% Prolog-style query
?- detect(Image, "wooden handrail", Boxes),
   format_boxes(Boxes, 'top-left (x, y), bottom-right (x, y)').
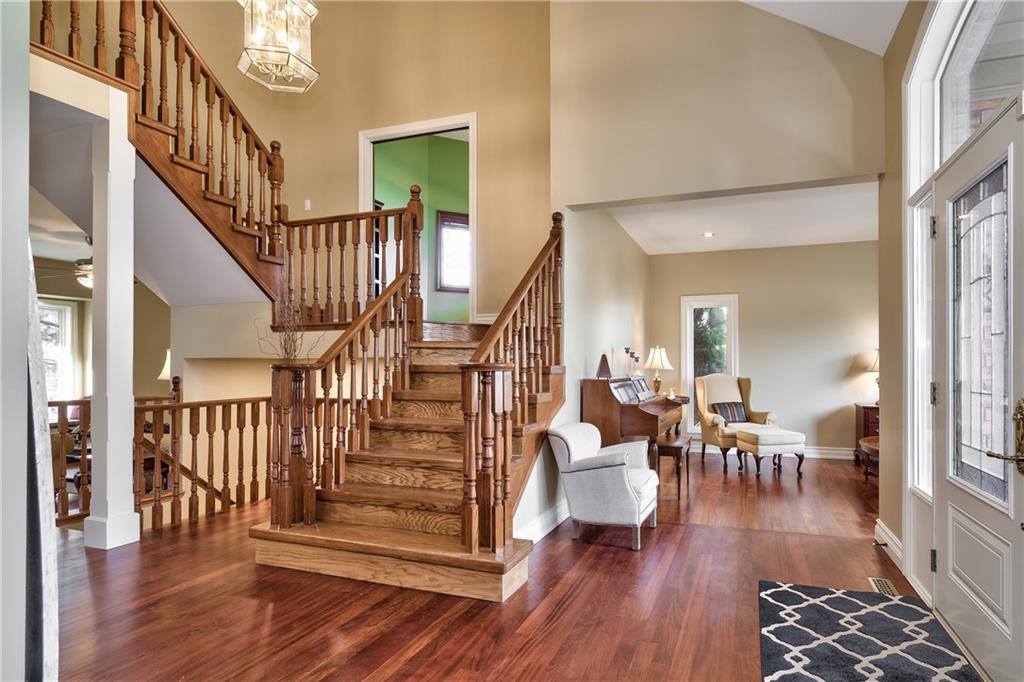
top-left (284, 207), bottom-right (407, 228)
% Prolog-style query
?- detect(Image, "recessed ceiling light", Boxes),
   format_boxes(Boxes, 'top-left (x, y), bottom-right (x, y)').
top-left (702, 232), bottom-right (715, 238)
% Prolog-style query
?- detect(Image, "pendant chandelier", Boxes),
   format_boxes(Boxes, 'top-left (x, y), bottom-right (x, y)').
top-left (237, 0), bottom-right (320, 94)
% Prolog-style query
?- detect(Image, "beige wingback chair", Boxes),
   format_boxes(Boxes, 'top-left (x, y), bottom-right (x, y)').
top-left (694, 374), bottom-right (776, 471)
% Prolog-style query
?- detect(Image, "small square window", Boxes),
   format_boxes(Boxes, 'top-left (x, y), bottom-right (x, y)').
top-left (436, 211), bottom-right (470, 293)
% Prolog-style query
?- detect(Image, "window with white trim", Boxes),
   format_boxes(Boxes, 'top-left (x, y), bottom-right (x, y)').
top-left (681, 294), bottom-right (739, 432)
top-left (38, 299), bottom-right (77, 401)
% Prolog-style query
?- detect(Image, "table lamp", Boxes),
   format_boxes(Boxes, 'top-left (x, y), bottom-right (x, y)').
top-left (643, 346), bottom-right (673, 394)
top-left (868, 350), bottom-right (879, 404)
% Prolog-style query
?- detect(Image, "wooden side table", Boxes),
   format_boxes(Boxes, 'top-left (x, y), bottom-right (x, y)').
top-left (654, 433), bottom-right (692, 499)
top-left (858, 436), bottom-right (879, 483)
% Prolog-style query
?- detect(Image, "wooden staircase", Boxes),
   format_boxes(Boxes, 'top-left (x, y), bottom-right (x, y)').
top-left (251, 312), bottom-right (566, 601)
top-left (30, 0), bottom-right (565, 601)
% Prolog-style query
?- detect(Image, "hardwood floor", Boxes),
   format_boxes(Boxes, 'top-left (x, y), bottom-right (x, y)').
top-left (58, 458), bottom-right (907, 680)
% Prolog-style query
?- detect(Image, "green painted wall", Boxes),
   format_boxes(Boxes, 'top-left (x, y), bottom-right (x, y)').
top-left (374, 134), bottom-right (470, 322)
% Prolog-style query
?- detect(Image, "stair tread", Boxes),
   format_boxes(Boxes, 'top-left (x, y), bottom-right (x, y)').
top-left (392, 389), bottom-right (461, 402)
top-left (348, 448), bottom-right (462, 469)
top-left (319, 481), bottom-right (461, 511)
top-left (372, 416), bottom-right (462, 433)
top-left (528, 391), bottom-right (553, 404)
top-left (409, 363), bottom-right (461, 373)
top-left (250, 520), bottom-right (531, 573)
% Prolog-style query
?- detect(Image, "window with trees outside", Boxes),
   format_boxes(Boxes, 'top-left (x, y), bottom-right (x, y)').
top-left (681, 294), bottom-right (739, 431)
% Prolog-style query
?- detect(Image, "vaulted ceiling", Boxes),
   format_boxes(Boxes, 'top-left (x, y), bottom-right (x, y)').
top-left (742, 0), bottom-right (908, 55)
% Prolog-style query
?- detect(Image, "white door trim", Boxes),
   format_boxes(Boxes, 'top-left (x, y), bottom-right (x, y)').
top-left (357, 113), bottom-right (480, 323)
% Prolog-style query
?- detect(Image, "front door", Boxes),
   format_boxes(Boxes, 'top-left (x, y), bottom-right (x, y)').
top-left (932, 97), bottom-right (1023, 681)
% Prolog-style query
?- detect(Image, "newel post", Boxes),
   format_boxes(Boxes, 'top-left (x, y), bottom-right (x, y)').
top-left (171, 375), bottom-right (181, 402)
top-left (268, 140), bottom-right (285, 258)
top-left (550, 212), bottom-right (564, 365)
top-left (406, 185), bottom-right (424, 341)
top-left (460, 366), bottom-right (480, 553)
top-left (115, 0), bottom-right (139, 85)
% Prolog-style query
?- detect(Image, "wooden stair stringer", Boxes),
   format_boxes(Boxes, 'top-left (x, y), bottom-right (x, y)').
top-left (132, 122), bottom-right (282, 302)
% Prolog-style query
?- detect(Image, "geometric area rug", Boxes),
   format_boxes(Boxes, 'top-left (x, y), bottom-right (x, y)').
top-left (759, 581), bottom-right (983, 681)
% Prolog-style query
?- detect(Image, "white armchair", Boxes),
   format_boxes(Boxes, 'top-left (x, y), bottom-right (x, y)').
top-left (547, 423), bottom-right (659, 550)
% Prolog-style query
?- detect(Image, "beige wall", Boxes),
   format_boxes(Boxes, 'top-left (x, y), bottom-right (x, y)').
top-left (647, 242), bottom-right (879, 450)
top-left (167, 1), bottom-right (551, 317)
top-left (33, 257), bottom-right (170, 397)
top-left (878, 2), bottom-right (928, 540)
top-left (551, 1), bottom-right (884, 207)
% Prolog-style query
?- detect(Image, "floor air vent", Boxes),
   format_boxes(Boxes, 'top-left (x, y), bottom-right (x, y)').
top-left (868, 577), bottom-right (898, 596)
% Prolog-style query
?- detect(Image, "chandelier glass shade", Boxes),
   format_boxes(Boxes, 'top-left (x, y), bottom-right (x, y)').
top-left (237, 0), bottom-right (320, 93)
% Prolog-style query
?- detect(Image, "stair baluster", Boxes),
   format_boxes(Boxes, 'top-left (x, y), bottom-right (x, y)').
top-left (188, 407), bottom-right (200, 520)
top-left (141, 2), bottom-right (153, 115)
top-left (235, 402), bottom-right (246, 506)
top-left (250, 400), bottom-right (261, 502)
top-left (68, 0), bottom-right (81, 61)
top-left (93, 0), bottom-right (105, 70)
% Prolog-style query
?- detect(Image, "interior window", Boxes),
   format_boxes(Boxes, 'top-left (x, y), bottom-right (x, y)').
top-left (39, 299), bottom-right (76, 401)
top-left (939, 0), bottom-right (1024, 161)
top-left (436, 211), bottom-right (470, 292)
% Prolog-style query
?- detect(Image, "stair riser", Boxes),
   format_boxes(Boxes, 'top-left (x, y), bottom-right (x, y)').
top-left (391, 399), bottom-right (463, 420)
top-left (317, 500), bottom-right (461, 536)
top-left (345, 462), bottom-right (461, 491)
top-left (422, 322), bottom-right (487, 342)
top-left (410, 372), bottom-right (462, 391)
top-left (411, 347), bottom-right (474, 364)
top-left (370, 428), bottom-right (463, 454)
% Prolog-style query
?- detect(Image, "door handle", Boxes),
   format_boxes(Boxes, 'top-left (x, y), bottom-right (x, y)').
top-left (985, 399), bottom-right (1024, 475)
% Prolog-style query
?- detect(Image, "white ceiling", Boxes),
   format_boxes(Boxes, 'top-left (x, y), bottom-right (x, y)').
top-left (608, 181), bottom-right (879, 255)
top-left (743, 1), bottom-right (908, 55)
top-left (29, 187), bottom-right (92, 262)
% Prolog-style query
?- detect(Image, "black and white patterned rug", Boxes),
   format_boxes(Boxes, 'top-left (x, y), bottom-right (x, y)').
top-left (759, 581), bottom-right (982, 681)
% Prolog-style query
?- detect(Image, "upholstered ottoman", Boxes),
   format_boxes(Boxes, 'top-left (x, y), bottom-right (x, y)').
top-left (736, 427), bottom-right (806, 476)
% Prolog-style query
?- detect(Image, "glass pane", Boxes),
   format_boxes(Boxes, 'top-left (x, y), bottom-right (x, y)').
top-left (39, 305), bottom-right (66, 400)
top-left (440, 223), bottom-right (470, 290)
top-left (951, 163), bottom-right (1010, 502)
top-left (692, 306), bottom-right (728, 379)
top-left (940, 1), bottom-right (1024, 161)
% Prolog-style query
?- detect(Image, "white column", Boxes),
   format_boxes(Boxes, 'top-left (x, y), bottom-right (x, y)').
top-left (0, 1), bottom-right (30, 676)
top-left (84, 88), bottom-right (139, 549)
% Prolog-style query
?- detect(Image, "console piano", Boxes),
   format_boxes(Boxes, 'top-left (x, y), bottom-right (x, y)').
top-left (581, 377), bottom-right (689, 449)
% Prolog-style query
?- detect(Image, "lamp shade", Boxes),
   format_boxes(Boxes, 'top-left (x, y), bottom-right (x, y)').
top-left (158, 349), bottom-right (172, 382)
top-left (868, 350), bottom-right (880, 373)
top-left (643, 346), bottom-right (673, 372)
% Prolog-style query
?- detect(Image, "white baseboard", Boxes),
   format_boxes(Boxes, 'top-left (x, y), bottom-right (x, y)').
top-left (473, 313), bottom-right (497, 325)
top-left (804, 446), bottom-right (855, 460)
top-left (515, 499), bottom-right (569, 543)
top-left (906, 573), bottom-right (933, 607)
top-left (874, 518), bottom-right (904, 566)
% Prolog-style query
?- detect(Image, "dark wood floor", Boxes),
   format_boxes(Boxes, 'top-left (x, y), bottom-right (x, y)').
top-left (58, 457), bottom-right (908, 680)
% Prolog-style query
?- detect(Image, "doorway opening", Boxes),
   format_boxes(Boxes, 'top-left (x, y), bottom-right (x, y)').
top-left (368, 125), bottom-right (472, 324)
